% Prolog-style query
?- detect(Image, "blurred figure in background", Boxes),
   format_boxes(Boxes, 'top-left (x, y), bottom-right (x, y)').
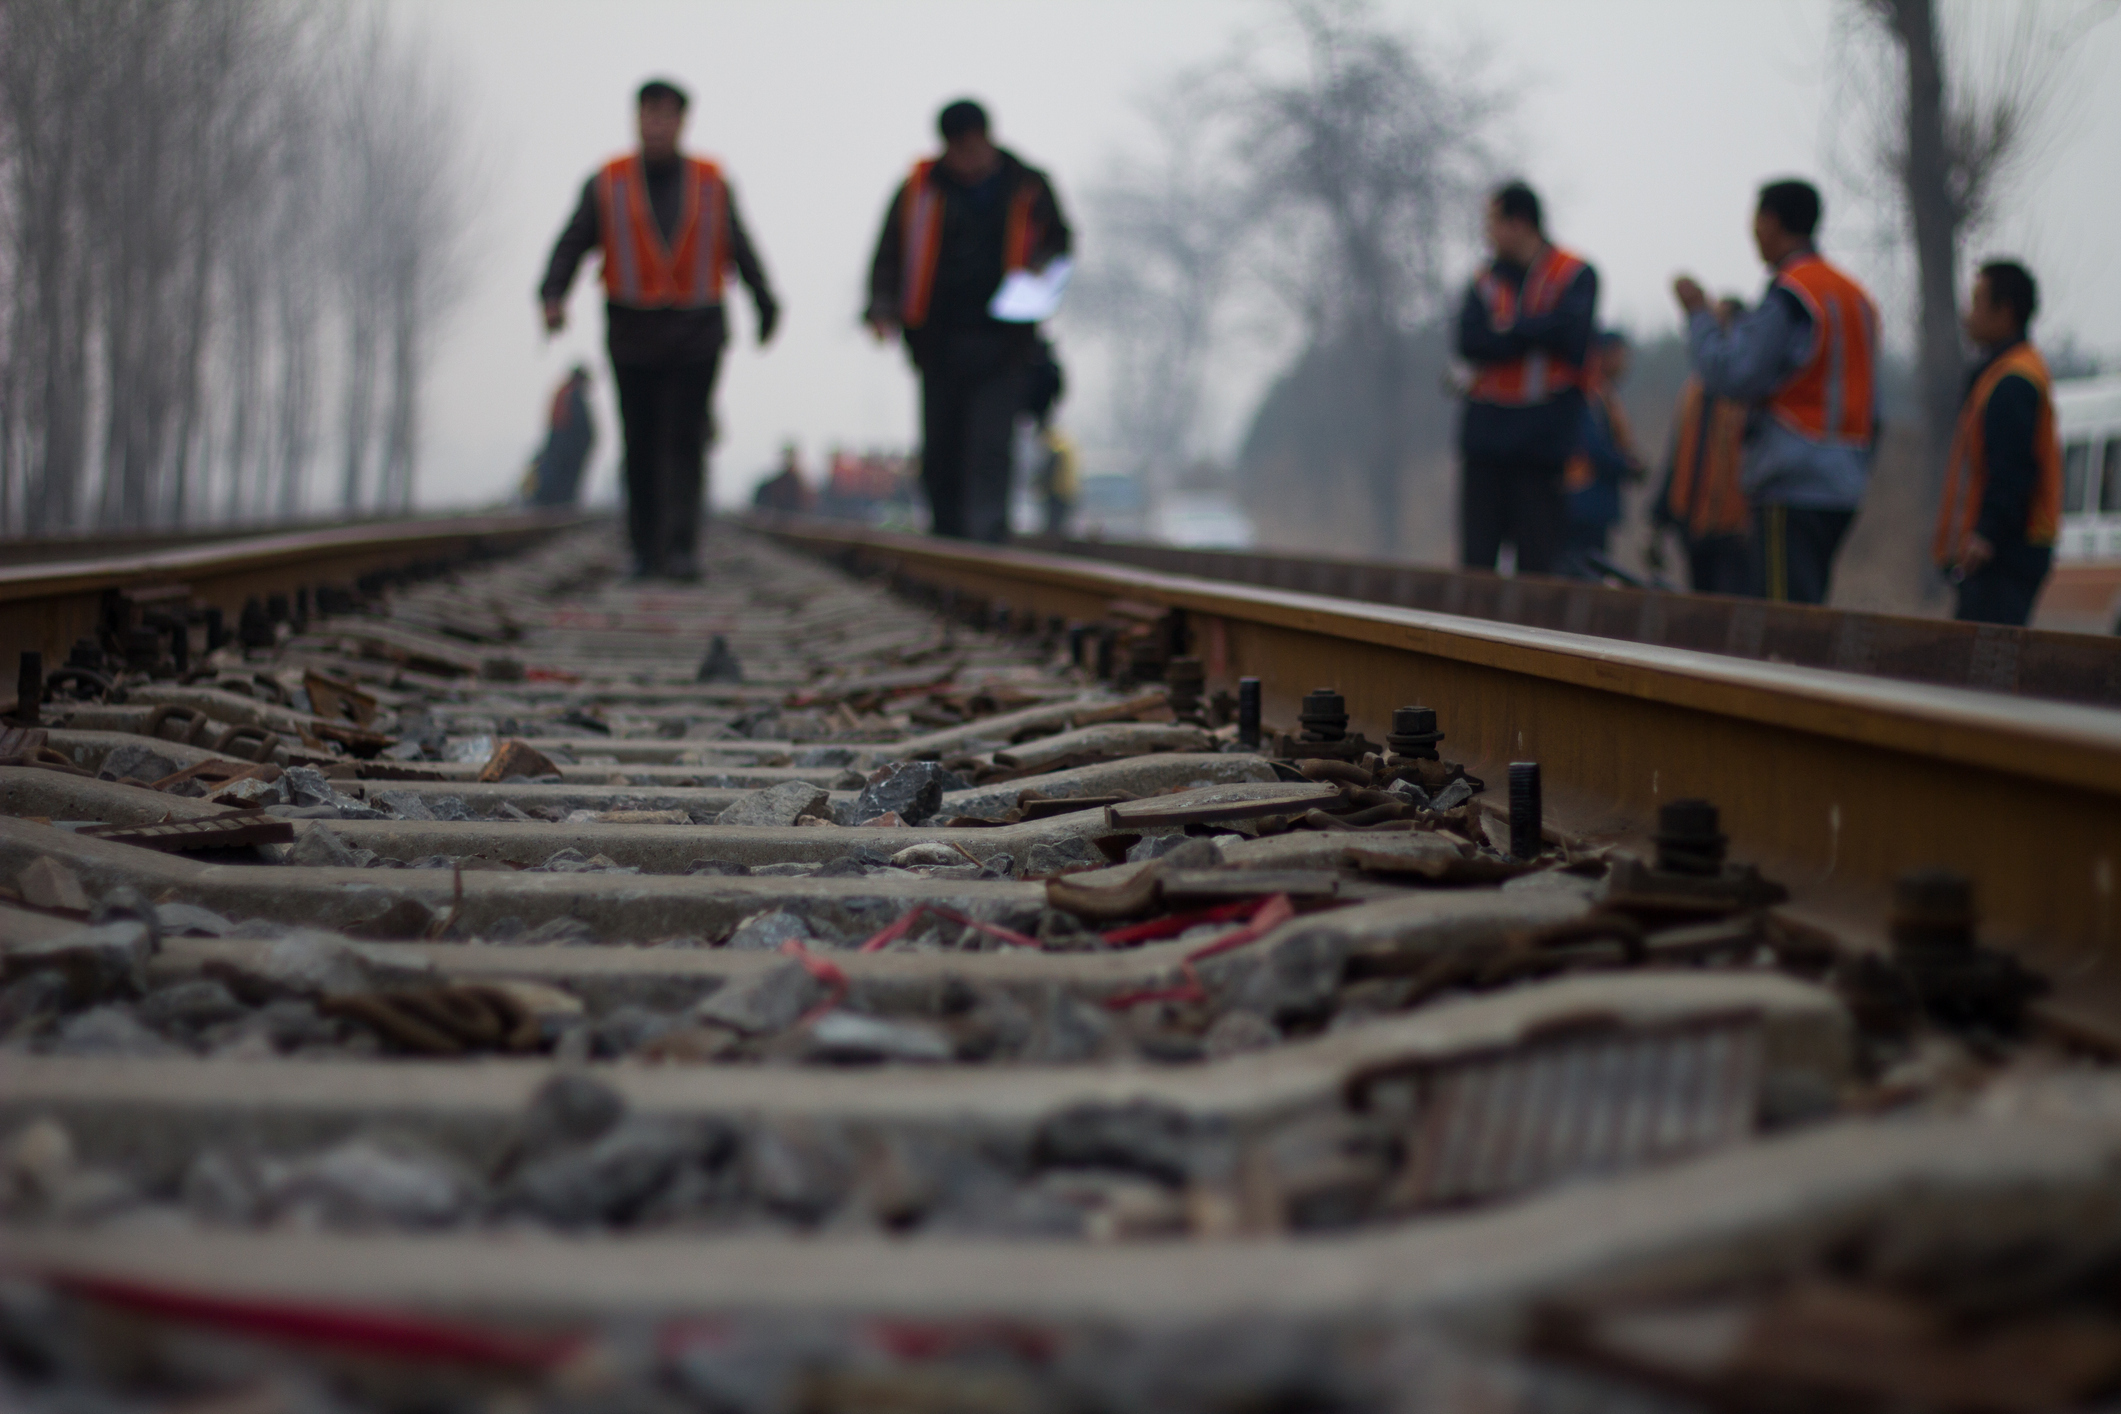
top-left (752, 442), bottom-right (814, 514)
top-left (1455, 180), bottom-right (1600, 577)
top-left (865, 99), bottom-right (1072, 542)
top-left (1652, 299), bottom-right (1753, 595)
top-left (818, 448), bottom-right (917, 525)
top-left (540, 78), bottom-right (781, 581)
top-left (1675, 179), bottom-right (1876, 605)
top-left (1558, 330), bottom-right (1643, 578)
top-left (1934, 260), bottom-right (2061, 626)
top-left (1034, 429), bottom-right (1079, 538)
top-left (527, 365), bottom-right (595, 507)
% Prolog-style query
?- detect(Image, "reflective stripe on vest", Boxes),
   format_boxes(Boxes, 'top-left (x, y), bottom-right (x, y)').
top-left (1666, 377), bottom-right (1751, 539)
top-left (898, 158), bottom-right (1041, 330)
top-left (1466, 246), bottom-right (1589, 406)
top-left (1932, 342), bottom-right (2063, 565)
top-left (597, 155), bottom-right (728, 309)
top-left (1766, 254), bottom-right (1876, 445)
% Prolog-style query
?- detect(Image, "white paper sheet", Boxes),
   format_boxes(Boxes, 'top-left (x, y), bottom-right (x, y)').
top-left (987, 256), bottom-right (1073, 323)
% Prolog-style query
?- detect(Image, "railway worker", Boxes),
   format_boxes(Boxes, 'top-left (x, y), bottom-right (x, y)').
top-left (864, 99), bottom-right (1073, 542)
top-left (527, 366), bottom-right (596, 508)
top-left (1674, 179), bottom-right (1877, 605)
top-left (1456, 180), bottom-right (1600, 577)
top-left (1653, 299), bottom-right (1754, 595)
top-left (753, 443), bottom-right (815, 515)
top-left (1558, 330), bottom-right (1645, 579)
top-left (1933, 260), bottom-right (2062, 626)
top-left (539, 78), bottom-right (781, 581)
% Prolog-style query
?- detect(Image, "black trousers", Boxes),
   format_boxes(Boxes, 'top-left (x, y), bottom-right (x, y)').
top-left (1555, 519), bottom-right (1610, 580)
top-left (612, 353), bottom-right (723, 571)
top-left (1954, 541), bottom-right (2052, 626)
top-left (1751, 504), bottom-right (1853, 604)
top-left (916, 328), bottom-right (1026, 542)
top-left (1461, 459), bottom-right (1567, 575)
top-left (1686, 533), bottom-right (1752, 596)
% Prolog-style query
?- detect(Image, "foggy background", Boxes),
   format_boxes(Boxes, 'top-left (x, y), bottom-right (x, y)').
top-left (2, 0), bottom-right (2114, 598)
top-left (410, 0), bottom-right (2120, 517)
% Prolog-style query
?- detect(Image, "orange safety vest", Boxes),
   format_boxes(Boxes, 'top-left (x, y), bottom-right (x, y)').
top-left (1467, 246), bottom-right (1590, 405)
top-left (897, 158), bottom-right (1042, 330)
top-left (1932, 342), bottom-right (2063, 565)
top-left (1665, 377), bottom-right (1751, 539)
top-left (596, 154), bottom-right (728, 309)
top-left (1765, 253), bottom-right (1876, 445)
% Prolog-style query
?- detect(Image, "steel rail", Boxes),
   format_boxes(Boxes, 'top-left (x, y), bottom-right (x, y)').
top-left (1014, 535), bottom-right (2121, 708)
top-left (762, 518), bottom-right (2121, 985)
top-left (0, 508), bottom-right (591, 675)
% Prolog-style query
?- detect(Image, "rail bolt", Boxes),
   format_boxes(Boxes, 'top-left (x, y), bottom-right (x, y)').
top-left (238, 597), bottom-right (274, 650)
top-left (1387, 705), bottom-right (1443, 761)
top-left (1165, 657), bottom-right (1206, 723)
top-left (1654, 798), bottom-right (1727, 875)
top-left (1890, 867), bottom-right (1976, 956)
top-left (1237, 678), bottom-right (1262, 750)
top-left (1126, 639), bottom-right (1165, 684)
top-left (1298, 688), bottom-right (1348, 743)
top-left (1508, 762), bottom-right (1543, 860)
top-left (15, 651), bottom-right (42, 725)
top-left (123, 627), bottom-right (164, 675)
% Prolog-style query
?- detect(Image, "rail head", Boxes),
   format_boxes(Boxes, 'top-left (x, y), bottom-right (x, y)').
top-left (759, 519), bottom-right (2121, 800)
top-left (0, 509), bottom-right (594, 607)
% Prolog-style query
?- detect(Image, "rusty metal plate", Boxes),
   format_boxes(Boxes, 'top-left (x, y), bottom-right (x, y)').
top-left (77, 811), bottom-right (296, 852)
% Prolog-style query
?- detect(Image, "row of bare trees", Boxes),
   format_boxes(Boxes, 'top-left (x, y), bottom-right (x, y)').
top-left (0, 0), bottom-right (471, 535)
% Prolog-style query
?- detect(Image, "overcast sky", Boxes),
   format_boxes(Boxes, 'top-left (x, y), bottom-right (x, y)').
top-left (401, 0), bottom-right (2121, 511)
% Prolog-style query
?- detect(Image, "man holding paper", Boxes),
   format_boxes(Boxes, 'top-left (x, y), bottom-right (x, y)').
top-left (865, 99), bottom-right (1072, 541)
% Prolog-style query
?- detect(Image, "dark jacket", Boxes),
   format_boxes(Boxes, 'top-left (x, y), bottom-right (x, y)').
top-left (1966, 339), bottom-right (2045, 551)
top-left (532, 375), bottom-right (595, 506)
top-left (539, 155), bottom-right (777, 367)
top-left (1566, 389), bottom-right (1636, 529)
top-left (864, 148), bottom-right (1071, 360)
top-left (1455, 254), bottom-right (1598, 466)
top-left (1686, 257), bottom-right (1874, 509)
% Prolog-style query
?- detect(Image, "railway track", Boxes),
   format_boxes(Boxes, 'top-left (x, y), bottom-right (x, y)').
top-left (1018, 532), bottom-right (2121, 707)
top-left (2, 515), bottom-right (2120, 1412)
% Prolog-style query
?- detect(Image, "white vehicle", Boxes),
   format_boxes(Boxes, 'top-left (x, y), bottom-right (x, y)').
top-left (2040, 374), bottom-right (2121, 633)
top-left (1149, 492), bottom-right (1256, 549)
top-left (1072, 473), bottom-right (1149, 541)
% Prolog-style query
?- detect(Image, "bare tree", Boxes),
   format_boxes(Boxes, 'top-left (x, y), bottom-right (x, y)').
top-left (1074, 80), bottom-right (1248, 502)
top-left (1079, 0), bottom-right (1498, 553)
top-left (371, 36), bottom-right (473, 513)
top-left (1236, 1), bottom-right (1499, 553)
top-left (1844, 0), bottom-right (2102, 495)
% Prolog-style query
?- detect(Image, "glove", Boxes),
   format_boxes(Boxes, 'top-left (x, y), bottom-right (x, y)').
top-left (756, 297), bottom-right (780, 346)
